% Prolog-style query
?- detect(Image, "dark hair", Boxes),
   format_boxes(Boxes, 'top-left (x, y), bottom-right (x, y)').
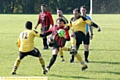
top-left (73, 8), bottom-right (80, 13)
top-left (57, 18), bottom-right (66, 24)
top-left (57, 8), bottom-right (62, 10)
top-left (80, 5), bottom-right (86, 9)
top-left (41, 4), bottom-right (46, 7)
top-left (25, 21), bottom-right (32, 30)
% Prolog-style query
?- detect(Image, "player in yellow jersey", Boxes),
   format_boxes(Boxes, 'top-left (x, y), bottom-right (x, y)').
top-left (11, 21), bottom-right (47, 75)
top-left (67, 8), bottom-right (101, 70)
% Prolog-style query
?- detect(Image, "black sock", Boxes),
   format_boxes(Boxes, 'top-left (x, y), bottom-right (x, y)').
top-left (47, 55), bottom-right (57, 69)
top-left (84, 51), bottom-right (89, 60)
top-left (71, 54), bottom-right (74, 60)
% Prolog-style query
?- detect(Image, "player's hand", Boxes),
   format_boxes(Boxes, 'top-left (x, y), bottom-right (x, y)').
top-left (98, 27), bottom-right (101, 32)
top-left (40, 33), bottom-right (46, 37)
top-left (90, 35), bottom-right (93, 40)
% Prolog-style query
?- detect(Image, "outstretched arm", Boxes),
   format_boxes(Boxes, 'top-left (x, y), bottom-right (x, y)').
top-left (82, 16), bottom-right (101, 32)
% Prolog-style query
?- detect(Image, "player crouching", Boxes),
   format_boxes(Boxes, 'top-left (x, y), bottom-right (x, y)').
top-left (11, 21), bottom-right (47, 75)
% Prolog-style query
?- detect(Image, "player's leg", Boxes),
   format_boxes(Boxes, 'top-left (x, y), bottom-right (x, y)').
top-left (41, 27), bottom-right (49, 50)
top-left (11, 52), bottom-right (26, 75)
top-left (70, 32), bottom-right (88, 70)
top-left (30, 47), bottom-right (46, 74)
top-left (46, 48), bottom-right (59, 72)
top-left (74, 52), bottom-right (88, 71)
top-left (46, 41), bottom-right (59, 73)
top-left (59, 47), bottom-right (70, 61)
top-left (59, 48), bottom-right (65, 61)
top-left (70, 54), bottom-right (74, 63)
top-left (70, 32), bottom-right (77, 53)
top-left (83, 33), bottom-right (90, 62)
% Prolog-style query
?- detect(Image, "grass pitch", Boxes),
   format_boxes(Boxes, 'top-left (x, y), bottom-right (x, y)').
top-left (0, 14), bottom-right (120, 80)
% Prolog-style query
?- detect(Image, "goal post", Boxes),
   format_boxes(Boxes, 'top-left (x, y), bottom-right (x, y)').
top-left (89, 0), bottom-right (93, 19)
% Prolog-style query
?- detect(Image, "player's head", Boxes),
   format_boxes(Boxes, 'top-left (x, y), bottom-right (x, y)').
top-left (41, 4), bottom-right (47, 12)
top-left (57, 18), bottom-right (65, 27)
top-left (73, 8), bottom-right (80, 18)
top-left (80, 5), bottom-right (87, 16)
top-left (25, 21), bottom-right (32, 30)
top-left (57, 8), bottom-right (63, 17)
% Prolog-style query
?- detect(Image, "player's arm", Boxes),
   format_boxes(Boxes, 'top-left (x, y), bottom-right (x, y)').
top-left (65, 17), bottom-right (74, 29)
top-left (89, 25), bottom-right (93, 39)
top-left (48, 12), bottom-right (54, 26)
top-left (35, 14), bottom-right (41, 29)
top-left (39, 27), bottom-right (53, 37)
top-left (82, 16), bottom-right (101, 32)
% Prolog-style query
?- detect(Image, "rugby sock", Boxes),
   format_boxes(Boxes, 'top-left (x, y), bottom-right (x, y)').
top-left (84, 51), bottom-right (89, 60)
top-left (59, 49), bottom-right (64, 60)
top-left (74, 53), bottom-right (86, 67)
top-left (71, 37), bottom-right (76, 49)
top-left (61, 47), bottom-right (70, 51)
top-left (47, 55), bottom-right (57, 69)
top-left (71, 54), bottom-right (74, 60)
top-left (12, 57), bottom-right (21, 72)
top-left (39, 56), bottom-right (45, 70)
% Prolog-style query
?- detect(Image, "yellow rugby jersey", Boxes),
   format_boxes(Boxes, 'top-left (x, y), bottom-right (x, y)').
top-left (18, 29), bottom-right (41, 52)
top-left (69, 16), bottom-right (92, 35)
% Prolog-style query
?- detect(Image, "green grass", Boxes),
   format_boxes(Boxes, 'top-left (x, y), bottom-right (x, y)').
top-left (0, 14), bottom-right (120, 80)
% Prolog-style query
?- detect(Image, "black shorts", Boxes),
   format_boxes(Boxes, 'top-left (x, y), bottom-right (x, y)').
top-left (19, 47), bottom-right (41, 59)
top-left (83, 33), bottom-right (90, 45)
top-left (47, 36), bottom-right (66, 50)
top-left (41, 26), bottom-right (50, 33)
top-left (75, 31), bottom-right (85, 49)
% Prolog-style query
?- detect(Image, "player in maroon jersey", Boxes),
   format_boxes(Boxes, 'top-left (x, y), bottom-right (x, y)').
top-left (35, 4), bottom-right (54, 50)
top-left (40, 18), bottom-right (70, 73)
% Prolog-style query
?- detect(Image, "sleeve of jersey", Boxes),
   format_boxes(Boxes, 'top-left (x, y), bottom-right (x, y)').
top-left (48, 12), bottom-right (54, 26)
top-left (85, 19), bottom-right (92, 25)
top-left (17, 38), bottom-right (20, 47)
top-left (33, 30), bottom-right (41, 37)
top-left (45, 27), bottom-right (52, 36)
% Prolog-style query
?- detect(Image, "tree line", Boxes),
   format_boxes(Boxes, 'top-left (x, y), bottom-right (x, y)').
top-left (0, 0), bottom-right (120, 14)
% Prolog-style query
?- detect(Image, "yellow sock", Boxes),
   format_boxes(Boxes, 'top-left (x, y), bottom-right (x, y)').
top-left (74, 53), bottom-right (86, 67)
top-left (71, 36), bottom-right (76, 49)
top-left (12, 57), bottom-right (21, 72)
top-left (59, 48), bottom-right (64, 60)
top-left (39, 56), bottom-right (45, 70)
top-left (61, 47), bottom-right (69, 51)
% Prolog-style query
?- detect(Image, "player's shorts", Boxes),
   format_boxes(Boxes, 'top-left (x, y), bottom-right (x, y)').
top-left (74, 31), bottom-right (85, 49)
top-left (47, 36), bottom-right (66, 50)
top-left (19, 47), bottom-right (41, 59)
top-left (41, 26), bottom-right (50, 33)
top-left (83, 33), bottom-right (90, 45)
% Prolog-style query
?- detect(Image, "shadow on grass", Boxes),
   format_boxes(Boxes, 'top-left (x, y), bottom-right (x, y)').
top-left (90, 60), bottom-right (120, 65)
top-left (78, 48), bottom-right (120, 52)
top-left (48, 74), bottom-right (91, 79)
top-left (89, 49), bottom-right (120, 51)
top-left (88, 71), bottom-right (120, 75)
